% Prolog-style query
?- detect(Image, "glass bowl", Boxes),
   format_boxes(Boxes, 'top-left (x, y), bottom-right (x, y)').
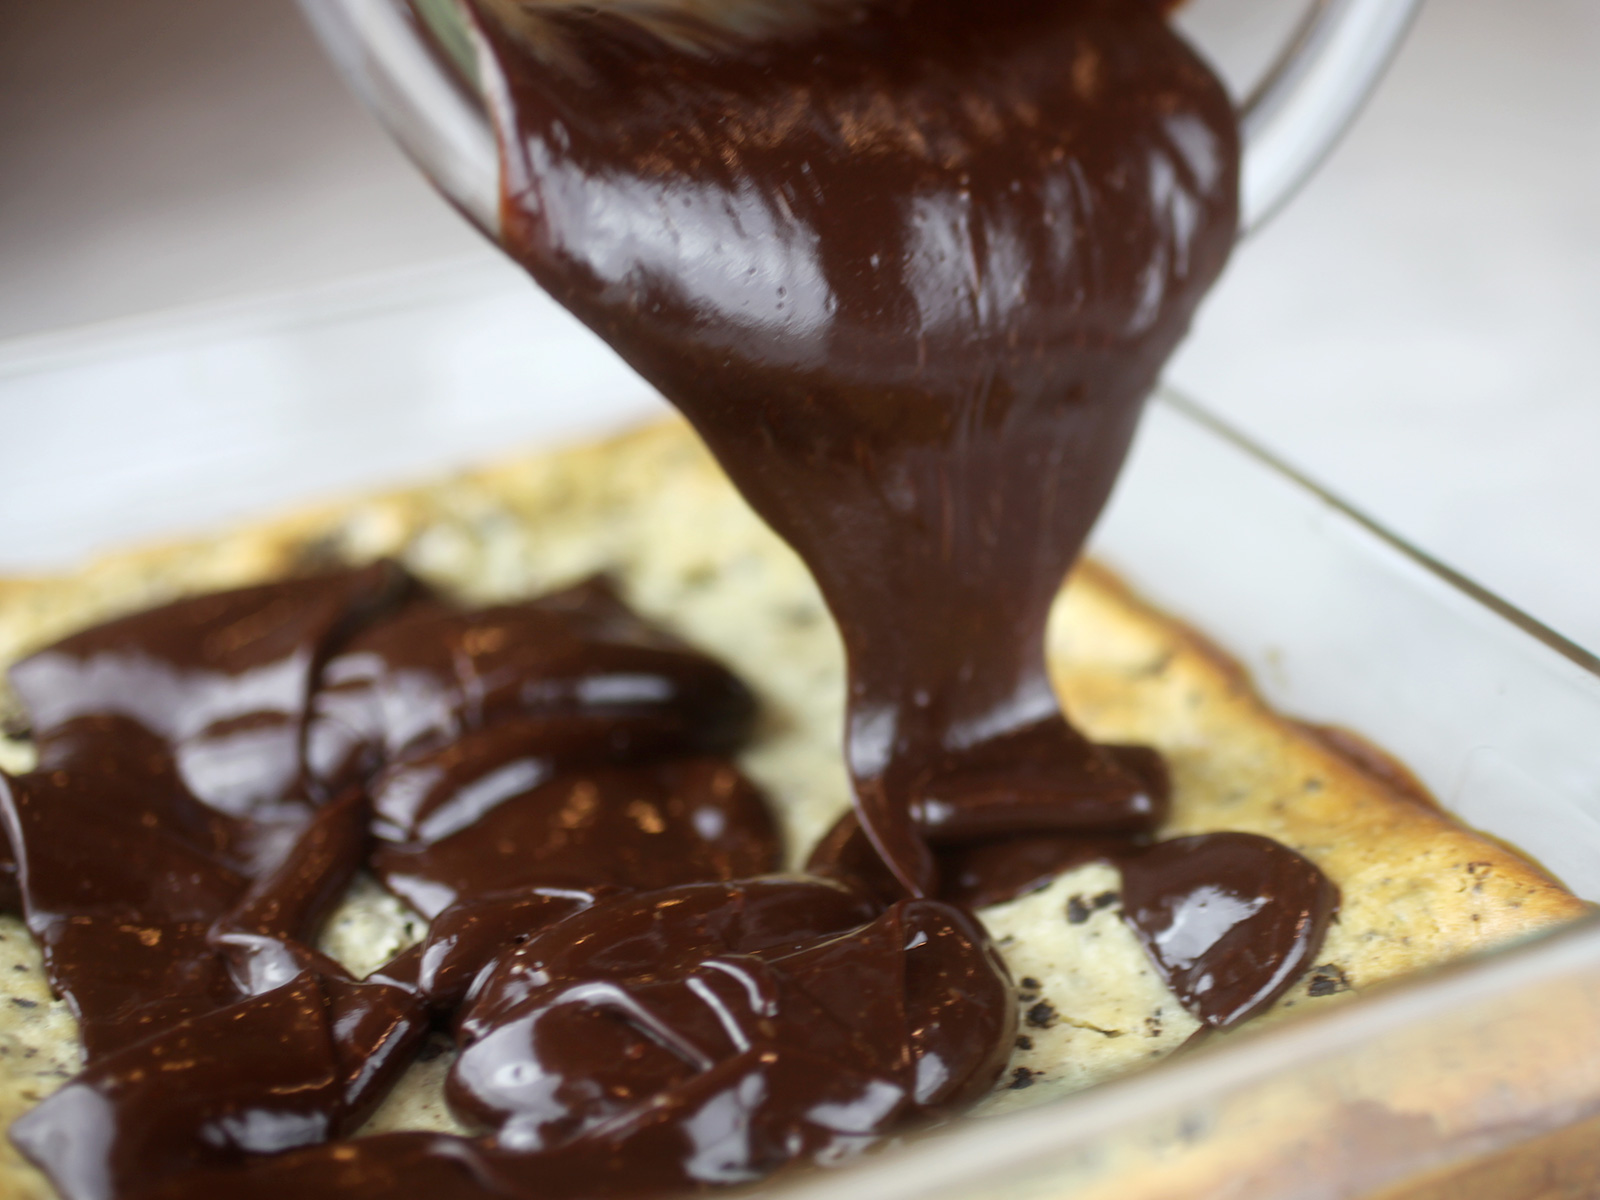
top-left (296, 0), bottom-right (1424, 239)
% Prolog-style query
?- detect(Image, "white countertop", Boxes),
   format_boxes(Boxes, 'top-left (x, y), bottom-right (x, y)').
top-left (2, 0), bottom-right (1597, 653)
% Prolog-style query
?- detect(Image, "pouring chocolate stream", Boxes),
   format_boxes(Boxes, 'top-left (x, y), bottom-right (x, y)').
top-left (469, 0), bottom-right (1240, 895)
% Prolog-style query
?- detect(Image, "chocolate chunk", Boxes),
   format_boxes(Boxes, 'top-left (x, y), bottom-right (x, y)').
top-left (1307, 964), bottom-right (1353, 997)
top-left (1067, 889), bottom-right (1121, 923)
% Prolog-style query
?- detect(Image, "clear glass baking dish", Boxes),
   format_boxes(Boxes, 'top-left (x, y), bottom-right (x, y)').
top-left (3, 268), bottom-right (1600, 1198)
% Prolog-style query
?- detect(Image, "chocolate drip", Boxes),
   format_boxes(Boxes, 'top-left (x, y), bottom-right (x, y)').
top-left (807, 739), bottom-right (1168, 908)
top-left (0, 568), bottom-right (422, 1060)
top-left (448, 878), bottom-right (1010, 1138)
top-left (1, 723), bottom-right (249, 1057)
top-left (0, 845), bottom-right (17, 915)
top-left (311, 579), bottom-right (783, 918)
top-left (416, 886), bottom-right (614, 1010)
top-left (0, 567), bottom-right (776, 1054)
top-left (209, 789), bottom-right (371, 996)
top-left (471, 0), bottom-right (1239, 894)
top-left (941, 835), bottom-right (1128, 911)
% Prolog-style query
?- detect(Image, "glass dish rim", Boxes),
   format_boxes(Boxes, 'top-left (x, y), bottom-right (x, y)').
top-left (1150, 388), bottom-right (1600, 685)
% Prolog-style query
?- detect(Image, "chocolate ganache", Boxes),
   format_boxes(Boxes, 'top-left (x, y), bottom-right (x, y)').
top-left (1, 566), bottom-right (1025, 1200)
top-left (0, 0), bottom-right (1344, 1196)
top-left (469, 0), bottom-right (1239, 895)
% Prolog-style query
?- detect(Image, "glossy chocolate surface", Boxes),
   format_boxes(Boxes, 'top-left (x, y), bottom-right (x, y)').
top-left (448, 878), bottom-right (1011, 1144)
top-left (12, 562), bottom-right (410, 819)
top-left (371, 756), bottom-right (778, 918)
top-left (809, 801), bottom-right (1340, 1026)
top-left (3, 565), bottom-right (1020, 1200)
top-left (126, 879), bottom-right (1011, 1200)
top-left (1119, 832), bottom-right (1340, 1028)
top-left (473, 0), bottom-right (1239, 895)
top-left (306, 577), bottom-right (756, 793)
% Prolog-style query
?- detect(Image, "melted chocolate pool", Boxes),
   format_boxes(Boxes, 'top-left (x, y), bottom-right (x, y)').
top-left (0, 567), bottom-right (1023, 1200)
